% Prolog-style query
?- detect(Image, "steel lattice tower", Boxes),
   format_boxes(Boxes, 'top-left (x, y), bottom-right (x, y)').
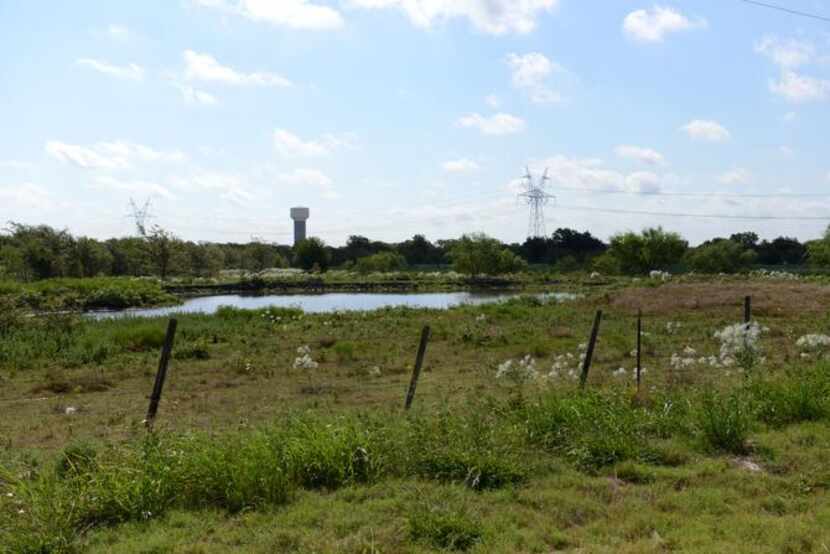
top-left (518, 167), bottom-right (554, 239)
top-left (128, 198), bottom-right (153, 237)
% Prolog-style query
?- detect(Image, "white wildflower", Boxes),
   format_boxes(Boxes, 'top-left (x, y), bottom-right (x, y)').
top-left (796, 334), bottom-right (830, 352)
top-left (497, 355), bottom-right (539, 384)
top-left (649, 270), bottom-right (671, 281)
top-left (293, 352), bottom-right (319, 370)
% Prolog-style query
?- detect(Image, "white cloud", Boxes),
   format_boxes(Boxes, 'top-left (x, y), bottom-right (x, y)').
top-left (169, 172), bottom-right (253, 205)
top-left (718, 168), bottom-right (752, 186)
top-left (615, 145), bottom-right (665, 166)
top-left (624, 171), bottom-right (662, 193)
top-left (0, 160), bottom-right (33, 170)
top-left (443, 159), bottom-right (480, 173)
top-left (274, 129), bottom-right (329, 157)
top-left (278, 168), bottom-right (338, 199)
top-left (622, 6), bottom-right (706, 43)
top-left (457, 113), bottom-right (526, 135)
top-left (769, 71), bottom-right (830, 103)
top-left (779, 145), bottom-right (795, 158)
top-left (273, 129), bottom-right (355, 157)
top-left (107, 24), bottom-right (130, 40)
top-left (91, 176), bottom-right (175, 200)
top-left (783, 111), bottom-right (797, 123)
top-left (46, 141), bottom-right (186, 170)
top-left (194, 0), bottom-right (344, 30)
top-left (174, 83), bottom-right (219, 106)
top-left (680, 120), bottom-right (731, 142)
top-left (756, 36), bottom-right (814, 69)
top-left (0, 183), bottom-right (51, 210)
top-left (76, 58), bottom-right (144, 81)
top-left (348, 0), bottom-right (558, 35)
top-left (485, 94), bottom-right (500, 108)
top-left (183, 50), bottom-right (292, 87)
top-left (506, 52), bottom-right (562, 104)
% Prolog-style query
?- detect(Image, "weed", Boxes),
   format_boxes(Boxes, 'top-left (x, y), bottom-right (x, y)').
top-left (334, 342), bottom-right (357, 363)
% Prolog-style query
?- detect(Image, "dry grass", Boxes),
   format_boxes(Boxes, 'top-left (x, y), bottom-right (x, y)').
top-left (611, 281), bottom-right (830, 317)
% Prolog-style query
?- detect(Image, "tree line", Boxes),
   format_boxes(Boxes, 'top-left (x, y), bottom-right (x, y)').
top-left (0, 222), bottom-right (826, 281)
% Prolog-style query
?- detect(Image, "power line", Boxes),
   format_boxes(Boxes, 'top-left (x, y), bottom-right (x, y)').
top-left (736, 0), bottom-right (830, 23)
top-left (556, 204), bottom-right (830, 221)
top-left (552, 186), bottom-right (830, 199)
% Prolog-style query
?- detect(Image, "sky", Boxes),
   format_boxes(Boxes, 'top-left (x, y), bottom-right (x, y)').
top-left (1, 0), bottom-right (830, 247)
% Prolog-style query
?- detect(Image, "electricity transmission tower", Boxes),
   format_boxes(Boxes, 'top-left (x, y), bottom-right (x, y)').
top-left (518, 167), bottom-right (554, 239)
top-left (128, 198), bottom-right (153, 237)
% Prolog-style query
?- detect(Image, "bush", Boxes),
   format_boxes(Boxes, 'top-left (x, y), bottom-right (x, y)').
top-left (686, 240), bottom-right (757, 274)
top-left (449, 234), bottom-right (527, 277)
top-left (112, 324), bottom-right (167, 352)
top-left (355, 251), bottom-right (408, 273)
top-left (607, 227), bottom-right (687, 275)
top-left (293, 238), bottom-right (330, 271)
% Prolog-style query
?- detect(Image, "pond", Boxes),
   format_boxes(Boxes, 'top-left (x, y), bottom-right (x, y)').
top-left (89, 291), bottom-right (580, 319)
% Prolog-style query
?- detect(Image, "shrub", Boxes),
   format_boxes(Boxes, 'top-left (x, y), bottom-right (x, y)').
top-left (606, 227), bottom-right (688, 275)
top-left (686, 240), bottom-right (757, 274)
top-left (355, 251), bottom-right (408, 273)
top-left (449, 234), bottom-right (527, 277)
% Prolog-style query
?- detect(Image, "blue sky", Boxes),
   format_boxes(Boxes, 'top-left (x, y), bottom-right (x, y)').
top-left (1, 0), bottom-right (829, 246)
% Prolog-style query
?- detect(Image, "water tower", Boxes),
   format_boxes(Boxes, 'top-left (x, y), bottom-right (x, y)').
top-left (290, 207), bottom-right (309, 245)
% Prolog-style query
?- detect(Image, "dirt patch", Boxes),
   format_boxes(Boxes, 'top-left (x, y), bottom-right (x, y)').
top-left (610, 282), bottom-right (830, 317)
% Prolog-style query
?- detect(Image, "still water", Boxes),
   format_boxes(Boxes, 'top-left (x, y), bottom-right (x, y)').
top-left (90, 291), bottom-right (578, 319)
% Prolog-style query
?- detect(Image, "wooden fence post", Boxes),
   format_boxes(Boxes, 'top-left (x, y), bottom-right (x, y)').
top-left (580, 311), bottom-right (603, 389)
top-left (404, 326), bottom-right (431, 411)
top-left (744, 296), bottom-right (751, 324)
top-left (145, 318), bottom-right (178, 429)
top-left (636, 309), bottom-right (642, 392)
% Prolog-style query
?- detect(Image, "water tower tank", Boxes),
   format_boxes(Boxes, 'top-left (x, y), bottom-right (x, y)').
top-left (290, 207), bottom-right (310, 245)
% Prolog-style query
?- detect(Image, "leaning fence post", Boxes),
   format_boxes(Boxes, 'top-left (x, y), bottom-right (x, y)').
top-left (636, 309), bottom-right (642, 392)
top-left (145, 318), bottom-right (178, 429)
top-left (404, 326), bottom-right (431, 411)
top-left (580, 310), bottom-right (603, 389)
top-left (744, 296), bottom-right (752, 324)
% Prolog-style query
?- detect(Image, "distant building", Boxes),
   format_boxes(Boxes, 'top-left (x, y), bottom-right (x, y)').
top-left (290, 207), bottom-right (310, 245)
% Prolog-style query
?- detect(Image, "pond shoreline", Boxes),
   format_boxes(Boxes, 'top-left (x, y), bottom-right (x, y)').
top-left (161, 276), bottom-right (546, 296)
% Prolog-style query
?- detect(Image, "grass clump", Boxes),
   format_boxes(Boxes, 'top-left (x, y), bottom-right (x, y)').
top-left (696, 389), bottom-right (754, 455)
top-left (408, 504), bottom-right (483, 551)
top-left (752, 368), bottom-right (830, 428)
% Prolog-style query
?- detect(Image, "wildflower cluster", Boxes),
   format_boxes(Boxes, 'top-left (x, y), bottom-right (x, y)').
top-left (649, 270), bottom-right (671, 282)
top-left (670, 346), bottom-right (723, 370)
top-left (714, 321), bottom-right (765, 370)
top-left (752, 268), bottom-right (799, 281)
top-left (796, 334), bottom-right (830, 356)
top-left (293, 345), bottom-right (319, 370)
top-left (496, 355), bottom-right (539, 384)
top-left (549, 343), bottom-right (589, 381)
top-left (665, 321), bottom-right (682, 335)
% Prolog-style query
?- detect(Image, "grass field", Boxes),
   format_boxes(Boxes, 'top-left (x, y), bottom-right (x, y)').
top-left (2, 274), bottom-right (830, 552)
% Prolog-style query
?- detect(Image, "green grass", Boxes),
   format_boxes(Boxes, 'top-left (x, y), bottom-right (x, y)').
top-left (3, 368), bottom-right (830, 552)
top-left (0, 277), bottom-right (179, 312)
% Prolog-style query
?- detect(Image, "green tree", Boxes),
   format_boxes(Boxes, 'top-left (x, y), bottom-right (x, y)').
top-left (686, 240), bottom-right (757, 274)
top-left (75, 237), bottom-right (114, 277)
top-left (355, 251), bottom-right (408, 273)
top-left (607, 227), bottom-right (688, 275)
top-left (449, 233), bottom-right (527, 277)
top-left (188, 243), bottom-right (226, 277)
top-left (145, 226), bottom-right (183, 280)
top-left (808, 226), bottom-right (830, 268)
top-left (293, 237), bottom-right (330, 271)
